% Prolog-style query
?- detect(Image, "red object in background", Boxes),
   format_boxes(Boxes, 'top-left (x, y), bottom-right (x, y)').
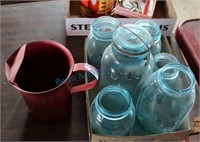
top-left (80, 0), bottom-right (115, 17)
top-left (175, 19), bottom-right (200, 83)
top-left (89, 0), bottom-right (99, 11)
top-left (143, 0), bottom-right (150, 15)
top-left (81, 0), bottom-right (89, 7)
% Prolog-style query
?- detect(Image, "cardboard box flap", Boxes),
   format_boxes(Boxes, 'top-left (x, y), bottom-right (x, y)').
top-left (65, 0), bottom-right (70, 18)
top-left (161, 0), bottom-right (177, 19)
top-left (192, 116), bottom-right (200, 133)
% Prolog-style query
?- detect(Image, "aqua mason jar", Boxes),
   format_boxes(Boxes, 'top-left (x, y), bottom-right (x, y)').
top-left (135, 20), bottom-right (162, 56)
top-left (100, 24), bottom-right (154, 104)
top-left (136, 63), bottom-right (196, 134)
top-left (87, 16), bottom-right (120, 69)
top-left (153, 53), bottom-right (180, 72)
top-left (153, 53), bottom-right (180, 86)
top-left (89, 85), bottom-right (135, 136)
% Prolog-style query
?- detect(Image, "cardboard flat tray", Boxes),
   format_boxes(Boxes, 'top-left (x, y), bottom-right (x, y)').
top-left (84, 36), bottom-right (199, 141)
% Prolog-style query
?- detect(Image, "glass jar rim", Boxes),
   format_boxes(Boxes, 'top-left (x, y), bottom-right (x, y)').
top-left (92, 16), bottom-right (120, 41)
top-left (154, 53), bottom-right (180, 71)
top-left (158, 63), bottom-right (195, 96)
top-left (135, 20), bottom-right (161, 42)
top-left (112, 24), bottom-right (153, 56)
top-left (96, 85), bottom-right (133, 119)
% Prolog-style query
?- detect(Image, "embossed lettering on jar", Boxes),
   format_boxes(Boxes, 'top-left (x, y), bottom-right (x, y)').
top-left (100, 24), bottom-right (154, 103)
top-left (87, 16), bottom-right (120, 69)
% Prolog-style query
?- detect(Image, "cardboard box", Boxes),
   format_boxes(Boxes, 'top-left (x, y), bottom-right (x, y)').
top-left (84, 36), bottom-right (194, 141)
top-left (65, 0), bottom-right (177, 36)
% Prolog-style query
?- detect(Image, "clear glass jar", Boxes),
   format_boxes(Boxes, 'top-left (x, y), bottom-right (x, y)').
top-left (136, 63), bottom-right (196, 134)
top-left (100, 24), bottom-right (154, 103)
top-left (89, 85), bottom-right (135, 136)
top-left (135, 20), bottom-right (162, 56)
top-left (87, 16), bottom-right (120, 69)
top-left (153, 53), bottom-right (180, 72)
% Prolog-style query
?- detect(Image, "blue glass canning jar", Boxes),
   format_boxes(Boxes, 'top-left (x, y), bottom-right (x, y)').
top-left (87, 16), bottom-right (120, 69)
top-left (136, 63), bottom-right (196, 134)
top-left (153, 53), bottom-right (180, 86)
top-left (153, 53), bottom-right (180, 72)
top-left (89, 85), bottom-right (135, 136)
top-left (100, 24), bottom-right (154, 103)
top-left (135, 20), bottom-right (162, 56)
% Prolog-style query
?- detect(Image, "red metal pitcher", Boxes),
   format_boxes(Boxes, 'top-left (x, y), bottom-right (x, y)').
top-left (5, 40), bottom-right (98, 123)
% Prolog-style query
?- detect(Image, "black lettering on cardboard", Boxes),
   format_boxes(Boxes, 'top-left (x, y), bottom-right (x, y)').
top-left (71, 24), bottom-right (77, 30)
top-left (77, 24), bottom-right (84, 30)
top-left (85, 24), bottom-right (90, 30)
top-left (160, 25), bottom-right (170, 31)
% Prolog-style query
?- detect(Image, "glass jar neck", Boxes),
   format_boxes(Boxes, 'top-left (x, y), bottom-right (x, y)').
top-left (111, 42), bottom-right (150, 61)
top-left (157, 63), bottom-right (195, 97)
top-left (95, 86), bottom-right (132, 119)
top-left (154, 53), bottom-right (180, 71)
top-left (111, 24), bottom-right (153, 60)
top-left (146, 26), bottom-right (161, 43)
top-left (91, 16), bottom-right (120, 41)
top-left (135, 20), bottom-right (161, 43)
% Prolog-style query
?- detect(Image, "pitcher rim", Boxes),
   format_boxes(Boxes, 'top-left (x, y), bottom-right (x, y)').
top-left (6, 40), bottom-right (75, 95)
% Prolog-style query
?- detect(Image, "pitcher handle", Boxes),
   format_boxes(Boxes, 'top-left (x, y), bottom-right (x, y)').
top-left (70, 63), bottom-right (99, 94)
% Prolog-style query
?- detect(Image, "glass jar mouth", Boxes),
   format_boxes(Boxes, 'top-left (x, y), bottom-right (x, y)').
top-left (145, 27), bottom-right (161, 42)
top-left (135, 20), bottom-right (161, 42)
top-left (92, 16), bottom-right (120, 41)
top-left (112, 24), bottom-right (153, 56)
top-left (158, 63), bottom-right (195, 96)
top-left (96, 85), bottom-right (132, 118)
top-left (154, 53), bottom-right (180, 71)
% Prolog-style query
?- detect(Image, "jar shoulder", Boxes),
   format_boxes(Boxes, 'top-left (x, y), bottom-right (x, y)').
top-left (101, 46), bottom-right (154, 70)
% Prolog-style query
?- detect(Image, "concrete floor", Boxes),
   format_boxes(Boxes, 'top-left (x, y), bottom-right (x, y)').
top-left (171, 0), bottom-right (200, 31)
